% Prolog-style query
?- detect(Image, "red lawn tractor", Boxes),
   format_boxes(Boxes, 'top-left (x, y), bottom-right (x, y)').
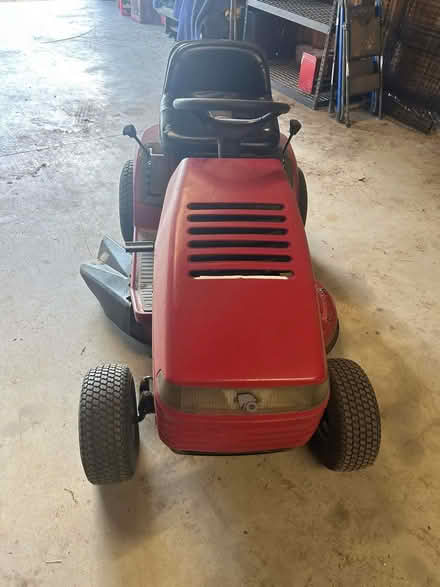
top-left (79, 41), bottom-right (380, 484)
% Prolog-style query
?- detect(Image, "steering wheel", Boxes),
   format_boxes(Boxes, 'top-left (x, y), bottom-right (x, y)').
top-left (173, 98), bottom-right (290, 157)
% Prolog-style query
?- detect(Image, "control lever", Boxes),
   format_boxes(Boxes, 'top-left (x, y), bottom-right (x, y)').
top-left (122, 124), bottom-right (150, 156)
top-left (282, 119), bottom-right (302, 159)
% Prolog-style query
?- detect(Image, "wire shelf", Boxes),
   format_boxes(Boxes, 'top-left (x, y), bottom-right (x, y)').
top-left (248, 0), bottom-right (333, 33)
top-left (269, 61), bottom-right (329, 107)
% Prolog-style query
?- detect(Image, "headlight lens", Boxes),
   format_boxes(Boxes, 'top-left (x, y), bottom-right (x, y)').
top-left (157, 372), bottom-right (329, 414)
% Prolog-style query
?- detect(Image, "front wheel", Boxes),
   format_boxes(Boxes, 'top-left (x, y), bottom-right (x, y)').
top-left (310, 359), bottom-right (381, 471)
top-left (79, 364), bottom-right (139, 484)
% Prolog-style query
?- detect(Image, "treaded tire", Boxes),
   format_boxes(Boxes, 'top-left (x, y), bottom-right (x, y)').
top-left (119, 160), bottom-right (134, 243)
top-left (310, 359), bottom-right (381, 471)
top-left (325, 320), bottom-right (340, 354)
top-left (285, 161), bottom-right (308, 225)
top-left (79, 364), bottom-right (139, 485)
top-left (297, 168), bottom-right (308, 225)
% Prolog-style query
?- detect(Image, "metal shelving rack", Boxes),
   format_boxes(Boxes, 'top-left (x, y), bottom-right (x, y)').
top-left (247, 0), bottom-right (338, 108)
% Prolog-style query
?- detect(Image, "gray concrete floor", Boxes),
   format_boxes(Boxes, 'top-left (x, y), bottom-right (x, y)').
top-left (1, 1), bottom-right (440, 586)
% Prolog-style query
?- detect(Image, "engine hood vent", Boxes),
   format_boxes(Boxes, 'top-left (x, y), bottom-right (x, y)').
top-left (187, 202), bottom-right (294, 279)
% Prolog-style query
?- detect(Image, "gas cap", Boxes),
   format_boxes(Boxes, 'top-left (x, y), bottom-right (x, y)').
top-left (237, 393), bottom-right (257, 412)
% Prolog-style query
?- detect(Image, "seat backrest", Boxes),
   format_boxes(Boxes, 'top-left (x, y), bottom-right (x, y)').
top-left (160, 41), bottom-right (280, 158)
top-left (163, 40), bottom-right (273, 99)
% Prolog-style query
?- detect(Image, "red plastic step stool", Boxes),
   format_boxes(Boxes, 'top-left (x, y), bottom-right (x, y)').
top-left (298, 50), bottom-right (323, 94)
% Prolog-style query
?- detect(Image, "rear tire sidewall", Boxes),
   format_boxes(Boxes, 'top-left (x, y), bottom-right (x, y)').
top-left (297, 168), bottom-right (308, 226)
top-left (285, 159), bottom-right (308, 225)
top-left (119, 160), bottom-right (134, 242)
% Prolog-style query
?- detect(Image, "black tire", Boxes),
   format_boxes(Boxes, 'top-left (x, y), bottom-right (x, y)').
top-left (297, 168), bottom-right (308, 225)
top-left (79, 364), bottom-right (139, 484)
top-left (119, 160), bottom-right (134, 243)
top-left (326, 320), bottom-right (340, 354)
top-left (310, 359), bottom-right (381, 471)
top-left (285, 161), bottom-right (308, 225)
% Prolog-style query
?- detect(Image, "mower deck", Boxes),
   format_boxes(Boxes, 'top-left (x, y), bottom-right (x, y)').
top-left (80, 236), bottom-right (152, 343)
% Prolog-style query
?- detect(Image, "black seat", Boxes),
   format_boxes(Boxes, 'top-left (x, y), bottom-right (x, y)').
top-left (160, 41), bottom-right (281, 158)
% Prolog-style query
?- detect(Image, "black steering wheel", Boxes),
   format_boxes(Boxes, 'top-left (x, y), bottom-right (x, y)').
top-left (173, 98), bottom-right (290, 117)
top-left (173, 98), bottom-right (290, 157)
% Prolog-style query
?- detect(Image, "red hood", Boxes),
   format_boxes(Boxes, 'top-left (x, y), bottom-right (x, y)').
top-left (153, 158), bottom-right (326, 388)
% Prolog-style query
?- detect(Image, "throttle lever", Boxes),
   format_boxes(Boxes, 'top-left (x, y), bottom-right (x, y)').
top-left (122, 124), bottom-right (150, 156)
top-left (282, 119), bottom-right (302, 159)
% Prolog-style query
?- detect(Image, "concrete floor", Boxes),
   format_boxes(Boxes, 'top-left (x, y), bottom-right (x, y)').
top-left (1, 1), bottom-right (440, 585)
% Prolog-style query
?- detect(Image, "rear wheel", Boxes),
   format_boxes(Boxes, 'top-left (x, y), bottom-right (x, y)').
top-left (297, 168), bottom-right (308, 226)
top-left (326, 320), bottom-right (340, 354)
top-left (79, 364), bottom-right (139, 484)
top-left (119, 160), bottom-right (134, 242)
top-left (285, 160), bottom-right (308, 225)
top-left (310, 359), bottom-right (381, 471)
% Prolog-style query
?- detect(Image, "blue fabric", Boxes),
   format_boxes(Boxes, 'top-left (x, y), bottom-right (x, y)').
top-left (173, 0), bottom-right (183, 19)
top-left (175, 0), bottom-right (194, 41)
top-left (192, 0), bottom-right (205, 39)
top-left (174, 0), bottom-right (229, 41)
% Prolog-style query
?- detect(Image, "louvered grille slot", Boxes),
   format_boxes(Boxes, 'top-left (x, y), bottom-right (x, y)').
top-left (189, 227), bottom-right (288, 235)
top-left (188, 214), bottom-right (286, 223)
top-left (189, 240), bottom-right (289, 249)
top-left (189, 214), bottom-right (286, 222)
top-left (190, 254), bottom-right (292, 263)
top-left (188, 202), bottom-right (284, 210)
